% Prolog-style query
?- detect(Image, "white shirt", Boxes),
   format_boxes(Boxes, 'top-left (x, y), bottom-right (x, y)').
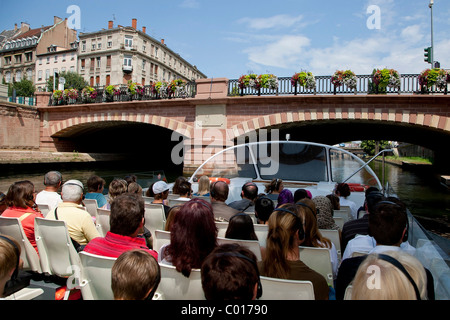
top-left (318, 240), bottom-right (339, 279)
top-left (339, 197), bottom-right (359, 220)
top-left (35, 190), bottom-right (62, 211)
top-left (342, 234), bottom-right (416, 261)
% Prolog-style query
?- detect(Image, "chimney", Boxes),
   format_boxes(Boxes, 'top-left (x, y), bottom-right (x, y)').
top-left (142, 26), bottom-right (146, 33)
top-left (54, 16), bottom-right (62, 25)
top-left (161, 39), bottom-right (165, 45)
top-left (108, 20), bottom-right (113, 29)
top-left (14, 23), bottom-right (17, 32)
top-left (132, 18), bottom-right (137, 29)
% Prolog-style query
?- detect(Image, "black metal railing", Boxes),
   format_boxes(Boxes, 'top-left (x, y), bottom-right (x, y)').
top-left (228, 74), bottom-right (448, 96)
top-left (48, 81), bottom-right (197, 106)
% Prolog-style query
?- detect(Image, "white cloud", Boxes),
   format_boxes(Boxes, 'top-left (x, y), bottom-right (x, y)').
top-left (237, 14), bottom-right (304, 30)
top-left (243, 35), bottom-right (311, 69)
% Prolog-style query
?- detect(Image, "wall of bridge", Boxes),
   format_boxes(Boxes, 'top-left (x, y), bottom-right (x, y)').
top-left (1, 78), bottom-right (449, 173)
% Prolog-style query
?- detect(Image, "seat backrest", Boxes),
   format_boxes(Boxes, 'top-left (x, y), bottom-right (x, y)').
top-left (253, 224), bottom-right (269, 248)
top-left (36, 203), bottom-right (50, 218)
top-left (157, 263), bottom-right (204, 300)
top-left (334, 207), bottom-right (352, 222)
top-left (215, 221), bottom-right (228, 238)
top-left (0, 216), bottom-right (42, 273)
top-left (319, 229), bottom-right (341, 260)
top-left (79, 251), bottom-right (116, 300)
top-left (168, 199), bottom-right (189, 207)
top-left (96, 208), bottom-right (111, 237)
top-left (144, 204), bottom-right (166, 236)
top-left (192, 195), bottom-right (211, 203)
top-left (142, 196), bottom-right (154, 203)
top-left (154, 230), bottom-right (171, 253)
top-left (259, 276), bottom-right (314, 300)
top-left (332, 216), bottom-right (345, 230)
top-left (83, 199), bottom-right (98, 220)
top-left (299, 246), bottom-right (334, 287)
top-left (344, 284), bottom-right (353, 300)
top-left (34, 217), bottom-right (81, 277)
top-left (217, 237), bottom-right (262, 261)
top-left (245, 212), bottom-right (257, 223)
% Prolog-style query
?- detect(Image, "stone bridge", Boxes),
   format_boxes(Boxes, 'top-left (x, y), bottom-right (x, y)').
top-left (1, 78), bottom-right (449, 174)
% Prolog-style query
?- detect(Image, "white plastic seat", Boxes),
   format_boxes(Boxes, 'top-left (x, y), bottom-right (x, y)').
top-left (332, 216), bottom-right (345, 230)
top-left (192, 195), bottom-right (211, 203)
top-left (34, 217), bottom-right (81, 278)
top-left (83, 199), bottom-right (98, 220)
top-left (36, 203), bottom-right (50, 217)
top-left (253, 224), bottom-right (269, 248)
top-left (96, 208), bottom-right (111, 237)
top-left (298, 246), bottom-right (334, 288)
top-left (0, 216), bottom-right (42, 273)
top-left (157, 263), bottom-right (204, 300)
top-left (142, 196), bottom-right (154, 203)
top-left (344, 285), bottom-right (353, 300)
top-left (319, 229), bottom-right (341, 260)
top-left (78, 251), bottom-right (116, 300)
top-left (154, 229), bottom-right (171, 253)
top-left (217, 237), bottom-right (262, 261)
top-left (168, 199), bottom-right (190, 207)
top-left (215, 221), bottom-right (228, 238)
top-left (144, 203), bottom-right (166, 236)
top-left (334, 206), bottom-right (353, 222)
top-left (4, 287), bottom-right (44, 300)
top-left (259, 276), bottom-right (314, 300)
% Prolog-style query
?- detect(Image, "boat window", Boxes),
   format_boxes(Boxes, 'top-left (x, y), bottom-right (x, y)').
top-left (330, 149), bottom-right (379, 187)
top-left (258, 143), bottom-right (328, 182)
top-left (191, 145), bottom-right (257, 181)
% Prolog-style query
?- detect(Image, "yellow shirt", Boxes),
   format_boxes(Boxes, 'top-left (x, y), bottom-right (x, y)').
top-left (47, 202), bottom-right (100, 245)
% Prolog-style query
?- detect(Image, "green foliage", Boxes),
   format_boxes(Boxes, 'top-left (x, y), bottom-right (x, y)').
top-left (12, 78), bottom-right (35, 96)
top-left (47, 71), bottom-right (87, 92)
top-left (361, 140), bottom-right (390, 156)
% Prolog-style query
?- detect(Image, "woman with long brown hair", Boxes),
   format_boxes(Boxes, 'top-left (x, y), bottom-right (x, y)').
top-left (258, 203), bottom-right (329, 300)
top-left (2, 180), bottom-right (44, 253)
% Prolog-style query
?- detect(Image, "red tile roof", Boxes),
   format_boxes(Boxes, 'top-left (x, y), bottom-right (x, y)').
top-left (12, 26), bottom-right (52, 40)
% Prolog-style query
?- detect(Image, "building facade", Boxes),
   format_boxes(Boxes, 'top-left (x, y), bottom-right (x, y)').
top-left (78, 19), bottom-right (206, 87)
top-left (0, 17), bottom-right (77, 88)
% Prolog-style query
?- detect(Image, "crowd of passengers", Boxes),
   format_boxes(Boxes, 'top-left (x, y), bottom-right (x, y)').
top-left (0, 171), bottom-right (435, 300)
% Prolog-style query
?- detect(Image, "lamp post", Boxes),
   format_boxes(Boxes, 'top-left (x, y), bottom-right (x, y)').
top-left (429, 0), bottom-right (434, 68)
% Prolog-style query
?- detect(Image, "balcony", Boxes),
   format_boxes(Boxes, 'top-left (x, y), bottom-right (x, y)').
top-left (123, 65), bottom-right (133, 73)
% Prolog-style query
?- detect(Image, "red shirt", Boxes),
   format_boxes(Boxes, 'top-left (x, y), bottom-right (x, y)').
top-left (2, 206), bottom-right (44, 254)
top-left (83, 231), bottom-right (158, 260)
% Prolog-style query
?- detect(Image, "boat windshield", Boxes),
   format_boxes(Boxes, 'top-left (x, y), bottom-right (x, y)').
top-left (190, 141), bottom-right (380, 188)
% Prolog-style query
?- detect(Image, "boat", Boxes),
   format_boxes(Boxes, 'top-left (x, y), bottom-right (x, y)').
top-left (188, 140), bottom-right (450, 300)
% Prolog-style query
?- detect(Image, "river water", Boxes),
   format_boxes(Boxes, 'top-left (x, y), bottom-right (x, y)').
top-left (1, 160), bottom-right (449, 237)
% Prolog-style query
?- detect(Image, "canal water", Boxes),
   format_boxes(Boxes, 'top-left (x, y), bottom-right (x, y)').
top-left (1, 160), bottom-right (449, 238)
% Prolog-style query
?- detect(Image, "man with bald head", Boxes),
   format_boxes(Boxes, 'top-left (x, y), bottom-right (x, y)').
top-left (210, 180), bottom-right (239, 222)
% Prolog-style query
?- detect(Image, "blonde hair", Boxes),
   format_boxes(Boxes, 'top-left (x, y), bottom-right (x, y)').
top-left (351, 250), bottom-right (428, 300)
top-left (197, 175), bottom-right (210, 196)
top-left (297, 198), bottom-right (332, 249)
top-left (262, 203), bottom-right (303, 279)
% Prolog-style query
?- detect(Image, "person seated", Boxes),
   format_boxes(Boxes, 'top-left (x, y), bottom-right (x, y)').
top-left (102, 179), bottom-right (128, 210)
top-left (228, 182), bottom-right (258, 212)
top-left (258, 203), bottom-right (329, 300)
top-left (312, 195), bottom-right (340, 231)
top-left (173, 181), bottom-right (192, 202)
top-left (0, 235), bottom-right (21, 298)
top-left (276, 189), bottom-right (294, 208)
top-left (127, 182), bottom-right (142, 196)
top-left (46, 180), bottom-right (100, 248)
top-left (336, 201), bottom-right (434, 300)
top-left (201, 243), bottom-right (261, 300)
top-left (84, 175), bottom-right (107, 208)
top-left (254, 195), bottom-right (274, 224)
top-left (151, 181), bottom-right (170, 217)
top-left (2, 180), bottom-right (44, 253)
top-left (225, 213), bottom-right (264, 259)
top-left (193, 175), bottom-right (210, 197)
top-left (334, 183), bottom-right (358, 220)
top-left (264, 178), bottom-right (283, 200)
top-left (83, 193), bottom-right (158, 260)
top-left (350, 250), bottom-right (429, 300)
top-left (160, 199), bottom-right (217, 277)
top-left (210, 181), bottom-right (239, 222)
top-left (111, 249), bottom-right (161, 300)
top-left (35, 171), bottom-right (63, 210)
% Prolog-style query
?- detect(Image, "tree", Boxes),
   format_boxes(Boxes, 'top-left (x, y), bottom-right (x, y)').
top-left (12, 78), bottom-right (36, 97)
top-left (361, 140), bottom-right (390, 156)
top-left (46, 71), bottom-right (87, 92)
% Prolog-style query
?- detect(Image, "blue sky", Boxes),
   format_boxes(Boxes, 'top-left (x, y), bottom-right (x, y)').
top-left (1, 0), bottom-right (449, 79)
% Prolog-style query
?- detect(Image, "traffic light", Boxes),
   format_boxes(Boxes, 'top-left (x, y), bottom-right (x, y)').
top-left (424, 47), bottom-right (432, 63)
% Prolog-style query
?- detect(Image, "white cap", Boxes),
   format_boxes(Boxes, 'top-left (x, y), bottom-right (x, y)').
top-left (152, 181), bottom-right (169, 194)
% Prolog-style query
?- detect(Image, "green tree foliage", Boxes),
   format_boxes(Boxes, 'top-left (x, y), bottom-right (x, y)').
top-left (7, 78), bottom-right (36, 97)
top-left (361, 140), bottom-right (390, 155)
top-left (46, 71), bottom-right (87, 92)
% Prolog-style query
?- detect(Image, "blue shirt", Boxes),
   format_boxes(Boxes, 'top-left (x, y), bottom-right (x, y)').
top-left (85, 192), bottom-right (107, 208)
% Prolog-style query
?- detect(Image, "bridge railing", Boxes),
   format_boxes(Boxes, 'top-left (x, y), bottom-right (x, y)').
top-left (228, 74), bottom-right (448, 96)
top-left (48, 81), bottom-right (197, 106)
